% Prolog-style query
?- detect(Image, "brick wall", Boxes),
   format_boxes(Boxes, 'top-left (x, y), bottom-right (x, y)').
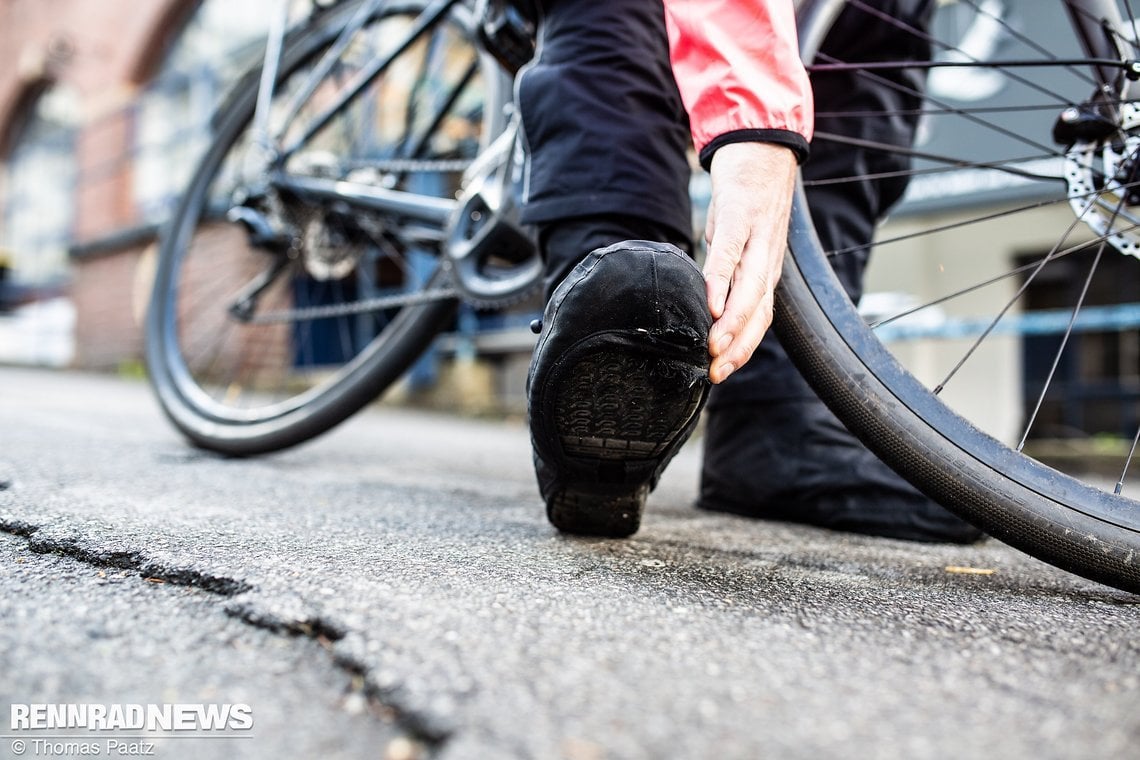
top-left (74, 108), bottom-right (136, 243)
top-left (70, 244), bottom-right (150, 370)
top-left (0, 0), bottom-right (192, 369)
top-left (0, 0), bottom-right (190, 135)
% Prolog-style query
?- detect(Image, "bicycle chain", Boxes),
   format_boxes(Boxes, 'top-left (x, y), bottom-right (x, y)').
top-left (245, 286), bottom-right (459, 324)
top-left (351, 158), bottom-right (474, 175)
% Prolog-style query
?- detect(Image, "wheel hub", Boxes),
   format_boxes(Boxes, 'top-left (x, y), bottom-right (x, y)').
top-left (300, 213), bottom-right (363, 281)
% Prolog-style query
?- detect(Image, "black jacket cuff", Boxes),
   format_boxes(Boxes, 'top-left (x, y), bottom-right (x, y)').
top-left (698, 129), bottom-right (810, 171)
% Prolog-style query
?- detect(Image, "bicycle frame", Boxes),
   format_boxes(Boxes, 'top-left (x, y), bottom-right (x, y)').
top-left (238, 0), bottom-right (539, 307)
top-left (247, 0), bottom-right (470, 228)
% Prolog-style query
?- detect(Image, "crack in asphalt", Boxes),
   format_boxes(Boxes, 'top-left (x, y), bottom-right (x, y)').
top-left (0, 517), bottom-right (251, 595)
top-left (226, 600), bottom-right (348, 641)
top-left (0, 516), bottom-right (451, 753)
top-left (224, 600), bottom-right (454, 744)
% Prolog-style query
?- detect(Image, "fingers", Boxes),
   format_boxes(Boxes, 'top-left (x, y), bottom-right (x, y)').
top-left (707, 238), bottom-right (782, 384)
top-left (703, 207), bottom-right (746, 321)
top-left (702, 141), bottom-right (798, 384)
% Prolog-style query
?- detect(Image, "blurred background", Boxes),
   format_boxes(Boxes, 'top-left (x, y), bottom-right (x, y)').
top-left (1, 0), bottom-right (1137, 461)
top-left (0, 0), bottom-right (285, 369)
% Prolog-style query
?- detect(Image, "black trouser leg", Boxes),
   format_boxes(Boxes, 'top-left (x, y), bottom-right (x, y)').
top-left (517, 0), bottom-right (693, 298)
top-left (518, 0), bottom-right (978, 540)
top-left (698, 0), bottom-right (981, 542)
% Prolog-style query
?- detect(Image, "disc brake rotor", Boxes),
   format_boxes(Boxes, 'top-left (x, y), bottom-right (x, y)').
top-left (1065, 102), bottom-right (1140, 257)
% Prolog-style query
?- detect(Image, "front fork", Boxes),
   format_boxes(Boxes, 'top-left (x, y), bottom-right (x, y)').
top-left (1054, 0), bottom-right (1140, 144)
top-left (1063, 0), bottom-right (1137, 94)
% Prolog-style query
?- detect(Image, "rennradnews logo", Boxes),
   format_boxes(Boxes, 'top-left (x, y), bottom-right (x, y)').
top-left (6, 704), bottom-right (253, 756)
top-left (10, 703), bottom-right (254, 732)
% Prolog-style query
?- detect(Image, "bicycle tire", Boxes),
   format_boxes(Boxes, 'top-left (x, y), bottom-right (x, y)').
top-left (783, 0), bottom-right (1140, 592)
top-left (146, 0), bottom-right (510, 456)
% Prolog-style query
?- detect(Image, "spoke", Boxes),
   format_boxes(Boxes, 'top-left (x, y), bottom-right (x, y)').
top-left (296, 284), bottom-right (316, 368)
top-left (1066, 0), bottom-right (1140, 59)
top-left (398, 22), bottom-right (436, 158)
top-left (279, 0), bottom-right (460, 161)
top-left (842, 0), bottom-right (1097, 110)
top-left (227, 256), bottom-right (292, 320)
top-left (233, 303), bottom-right (285, 404)
top-left (380, 237), bottom-right (418, 283)
top-left (826, 177), bottom-right (1137, 261)
top-left (864, 170), bottom-right (1140, 333)
top-left (218, 330), bottom-right (260, 408)
top-left (805, 163), bottom-right (982, 188)
top-left (192, 319), bottom-right (241, 393)
top-left (956, 0), bottom-right (1100, 89)
top-left (355, 222), bottom-right (418, 283)
top-left (1124, 2), bottom-right (1140, 58)
top-left (333, 278), bottom-right (355, 362)
top-left (805, 151), bottom-right (1067, 189)
top-left (810, 131), bottom-right (1066, 182)
top-left (406, 58), bottom-right (479, 162)
top-left (810, 57), bottom-right (1133, 75)
top-left (869, 236), bottom-right (1112, 329)
top-left (1061, 0), bottom-right (1139, 107)
top-left (178, 261), bottom-right (252, 320)
top-left (356, 248), bottom-right (389, 338)
top-left (817, 50), bottom-right (1068, 163)
top-left (270, 308), bottom-right (295, 404)
top-left (275, 0), bottom-right (385, 143)
top-left (1115, 425), bottom-right (1140, 495)
top-left (814, 101), bottom-right (1129, 120)
top-left (388, 44), bottom-right (479, 187)
top-left (874, 229), bottom-right (1140, 330)
top-left (931, 190), bottom-right (1114, 395)
top-left (178, 261), bottom-right (274, 374)
top-left (1017, 245), bottom-right (1107, 452)
top-left (219, 277), bottom-right (290, 403)
top-left (830, 196), bottom-right (1067, 261)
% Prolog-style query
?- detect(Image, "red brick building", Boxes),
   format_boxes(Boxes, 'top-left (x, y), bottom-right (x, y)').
top-left (0, 0), bottom-right (275, 368)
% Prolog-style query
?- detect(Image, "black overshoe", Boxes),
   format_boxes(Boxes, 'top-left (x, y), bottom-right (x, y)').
top-left (698, 398), bottom-right (985, 544)
top-left (528, 241), bottom-right (712, 537)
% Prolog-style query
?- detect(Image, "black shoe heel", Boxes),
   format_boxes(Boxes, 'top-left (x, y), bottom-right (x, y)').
top-left (546, 348), bottom-right (707, 536)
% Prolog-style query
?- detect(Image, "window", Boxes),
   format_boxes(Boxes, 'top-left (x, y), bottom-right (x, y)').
top-left (133, 0), bottom-right (283, 221)
top-left (0, 86), bottom-right (78, 285)
top-left (1019, 251), bottom-right (1140, 440)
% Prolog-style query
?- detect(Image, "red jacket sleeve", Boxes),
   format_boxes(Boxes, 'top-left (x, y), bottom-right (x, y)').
top-left (662, 0), bottom-right (814, 167)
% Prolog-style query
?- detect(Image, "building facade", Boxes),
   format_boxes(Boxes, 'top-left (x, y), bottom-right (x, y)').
top-left (0, 0), bottom-right (277, 368)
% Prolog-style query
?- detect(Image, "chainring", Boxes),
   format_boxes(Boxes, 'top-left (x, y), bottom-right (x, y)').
top-left (444, 124), bottom-right (543, 309)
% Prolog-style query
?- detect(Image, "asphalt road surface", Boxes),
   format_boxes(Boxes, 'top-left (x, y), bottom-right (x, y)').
top-left (2, 367), bottom-right (1138, 760)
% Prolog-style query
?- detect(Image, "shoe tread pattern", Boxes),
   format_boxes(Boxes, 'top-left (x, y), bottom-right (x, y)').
top-left (555, 351), bottom-right (704, 462)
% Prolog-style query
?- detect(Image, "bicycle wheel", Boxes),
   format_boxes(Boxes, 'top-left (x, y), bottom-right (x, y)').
top-left (783, 0), bottom-right (1140, 592)
top-left (146, 0), bottom-right (511, 455)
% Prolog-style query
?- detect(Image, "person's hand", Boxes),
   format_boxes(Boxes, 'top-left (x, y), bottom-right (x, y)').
top-left (704, 141), bottom-right (798, 384)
